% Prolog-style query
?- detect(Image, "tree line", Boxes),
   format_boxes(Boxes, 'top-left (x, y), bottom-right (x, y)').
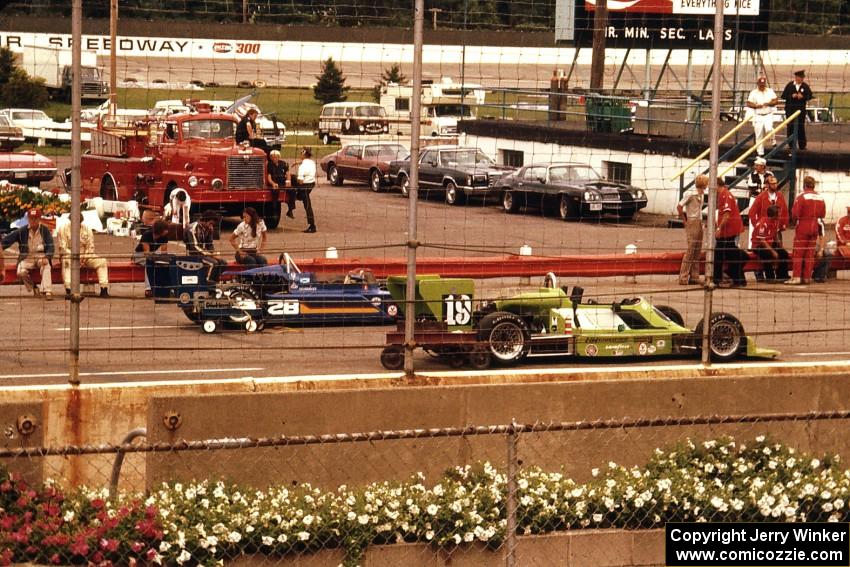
top-left (6, 0), bottom-right (849, 35)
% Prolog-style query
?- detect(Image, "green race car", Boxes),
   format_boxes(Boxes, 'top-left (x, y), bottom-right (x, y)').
top-left (379, 274), bottom-right (778, 370)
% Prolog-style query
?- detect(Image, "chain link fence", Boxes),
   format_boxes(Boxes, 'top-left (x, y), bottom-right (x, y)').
top-left (3, 410), bottom-right (850, 565)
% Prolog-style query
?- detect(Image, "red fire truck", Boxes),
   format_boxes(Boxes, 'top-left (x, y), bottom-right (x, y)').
top-left (80, 112), bottom-right (281, 228)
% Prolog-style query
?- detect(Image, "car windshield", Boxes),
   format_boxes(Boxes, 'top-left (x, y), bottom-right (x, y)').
top-left (12, 110), bottom-right (50, 121)
top-left (81, 67), bottom-right (100, 80)
top-left (0, 116), bottom-right (9, 126)
top-left (431, 104), bottom-right (473, 118)
top-left (356, 105), bottom-right (387, 117)
top-left (548, 165), bottom-right (601, 183)
top-left (364, 144), bottom-right (406, 159)
top-left (181, 119), bottom-right (235, 139)
top-left (440, 149), bottom-right (492, 167)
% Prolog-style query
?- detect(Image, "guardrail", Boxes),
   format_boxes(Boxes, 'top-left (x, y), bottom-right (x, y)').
top-left (4, 251), bottom-right (847, 285)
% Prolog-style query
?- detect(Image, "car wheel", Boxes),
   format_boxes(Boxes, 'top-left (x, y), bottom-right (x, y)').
top-left (100, 175), bottom-right (117, 201)
top-left (559, 195), bottom-right (579, 221)
top-left (202, 320), bottom-right (218, 334)
top-left (695, 312), bottom-right (745, 362)
top-left (380, 345), bottom-right (405, 370)
top-left (264, 202), bottom-right (281, 229)
top-left (503, 190), bottom-right (520, 213)
top-left (445, 181), bottom-right (466, 206)
top-left (655, 305), bottom-right (685, 327)
top-left (467, 345), bottom-right (491, 370)
top-left (478, 311), bottom-right (530, 365)
top-left (321, 133), bottom-right (331, 145)
top-left (244, 319), bottom-right (259, 333)
top-left (369, 169), bottom-right (383, 192)
top-left (328, 165), bottom-right (343, 186)
top-left (399, 174), bottom-right (410, 198)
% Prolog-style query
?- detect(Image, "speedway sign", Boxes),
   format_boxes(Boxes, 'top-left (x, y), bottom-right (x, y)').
top-left (571, 0), bottom-right (769, 49)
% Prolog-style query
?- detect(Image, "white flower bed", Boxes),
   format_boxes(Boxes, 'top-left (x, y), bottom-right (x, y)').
top-left (121, 436), bottom-right (849, 566)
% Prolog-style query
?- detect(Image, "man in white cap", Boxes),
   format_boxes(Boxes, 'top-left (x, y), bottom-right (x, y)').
top-left (746, 76), bottom-right (778, 157)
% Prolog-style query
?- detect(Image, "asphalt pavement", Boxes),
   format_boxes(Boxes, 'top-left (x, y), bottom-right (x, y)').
top-left (2, 174), bottom-right (849, 387)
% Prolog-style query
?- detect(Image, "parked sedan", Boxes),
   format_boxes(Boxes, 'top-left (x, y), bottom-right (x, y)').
top-left (320, 142), bottom-right (408, 192)
top-left (0, 151), bottom-right (56, 187)
top-left (388, 145), bottom-right (512, 205)
top-left (0, 115), bottom-right (25, 151)
top-left (496, 162), bottom-right (648, 221)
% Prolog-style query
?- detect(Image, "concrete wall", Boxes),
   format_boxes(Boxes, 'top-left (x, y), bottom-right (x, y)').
top-left (146, 367), bottom-right (850, 490)
top-left (2, 361), bottom-right (850, 491)
top-left (228, 530), bottom-right (665, 567)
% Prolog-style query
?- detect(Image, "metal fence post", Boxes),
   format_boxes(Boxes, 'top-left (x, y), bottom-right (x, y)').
top-left (505, 419), bottom-right (519, 567)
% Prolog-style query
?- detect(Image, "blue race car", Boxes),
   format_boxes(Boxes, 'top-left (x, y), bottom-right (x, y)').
top-left (178, 254), bottom-right (399, 333)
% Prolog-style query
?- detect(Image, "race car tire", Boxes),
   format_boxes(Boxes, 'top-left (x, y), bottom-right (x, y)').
top-left (369, 169), bottom-right (383, 192)
top-left (694, 312), bottom-right (745, 362)
top-left (502, 190), bottom-right (521, 213)
top-left (448, 354), bottom-right (467, 368)
top-left (655, 305), bottom-right (685, 327)
top-left (202, 320), bottom-right (218, 334)
top-left (468, 345), bottom-right (491, 370)
top-left (380, 345), bottom-right (405, 370)
top-left (478, 311), bottom-right (530, 365)
top-left (559, 195), bottom-right (579, 221)
top-left (321, 132), bottom-right (331, 145)
top-left (245, 320), bottom-right (259, 333)
top-left (445, 180), bottom-right (466, 206)
top-left (328, 165), bottom-right (343, 186)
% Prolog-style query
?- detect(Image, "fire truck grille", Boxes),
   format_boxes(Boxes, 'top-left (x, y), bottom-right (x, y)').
top-left (227, 156), bottom-right (265, 189)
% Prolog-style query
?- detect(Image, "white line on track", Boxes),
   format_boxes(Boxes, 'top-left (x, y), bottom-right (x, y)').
top-left (0, 367), bottom-right (264, 379)
top-left (789, 352), bottom-right (850, 357)
top-left (55, 325), bottom-right (184, 331)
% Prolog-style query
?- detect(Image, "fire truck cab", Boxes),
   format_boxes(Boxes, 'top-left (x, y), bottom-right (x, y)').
top-left (80, 112), bottom-right (281, 228)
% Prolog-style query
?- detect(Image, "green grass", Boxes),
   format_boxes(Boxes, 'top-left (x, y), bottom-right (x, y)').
top-left (45, 86), bottom-right (376, 129)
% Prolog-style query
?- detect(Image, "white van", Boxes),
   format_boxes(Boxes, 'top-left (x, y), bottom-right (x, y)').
top-left (318, 102), bottom-right (389, 145)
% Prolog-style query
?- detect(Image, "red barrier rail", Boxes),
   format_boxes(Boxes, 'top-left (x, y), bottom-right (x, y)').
top-left (3, 252), bottom-right (847, 285)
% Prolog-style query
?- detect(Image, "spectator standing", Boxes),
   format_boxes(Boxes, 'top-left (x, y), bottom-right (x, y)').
top-left (786, 176), bottom-right (825, 285)
top-left (295, 147), bottom-right (317, 233)
top-left (266, 149), bottom-right (294, 220)
top-left (0, 209), bottom-right (54, 298)
top-left (230, 207), bottom-right (268, 266)
top-left (746, 157), bottom-right (772, 197)
top-left (713, 178), bottom-right (747, 287)
top-left (57, 213), bottom-right (109, 298)
top-left (751, 205), bottom-right (790, 283)
top-left (163, 188), bottom-right (191, 230)
top-left (133, 219), bottom-right (170, 297)
top-left (185, 210), bottom-right (227, 283)
top-left (676, 174), bottom-right (707, 285)
top-left (746, 77), bottom-right (778, 157)
top-left (780, 70), bottom-right (813, 151)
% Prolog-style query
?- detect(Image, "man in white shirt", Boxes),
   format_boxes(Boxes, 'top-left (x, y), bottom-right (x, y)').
top-left (746, 77), bottom-right (778, 157)
top-left (163, 188), bottom-right (192, 230)
top-left (676, 174), bottom-right (707, 285)
top-left (296, 147), bottom-right (317, 233)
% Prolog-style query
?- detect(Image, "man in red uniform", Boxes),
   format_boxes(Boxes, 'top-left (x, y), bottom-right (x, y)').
top-left (713, 177), bottom-right (747, 287)
top-left (751, 205), bottom-right (790, 282)
top-left (787, 176), bottom-right (826, 284)
top-left (748, 173), bottom-right (789, 282)
top-left (836, 204), bottom-right (850, 258)
top-left (749, 174), bottom-right (789, 232)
